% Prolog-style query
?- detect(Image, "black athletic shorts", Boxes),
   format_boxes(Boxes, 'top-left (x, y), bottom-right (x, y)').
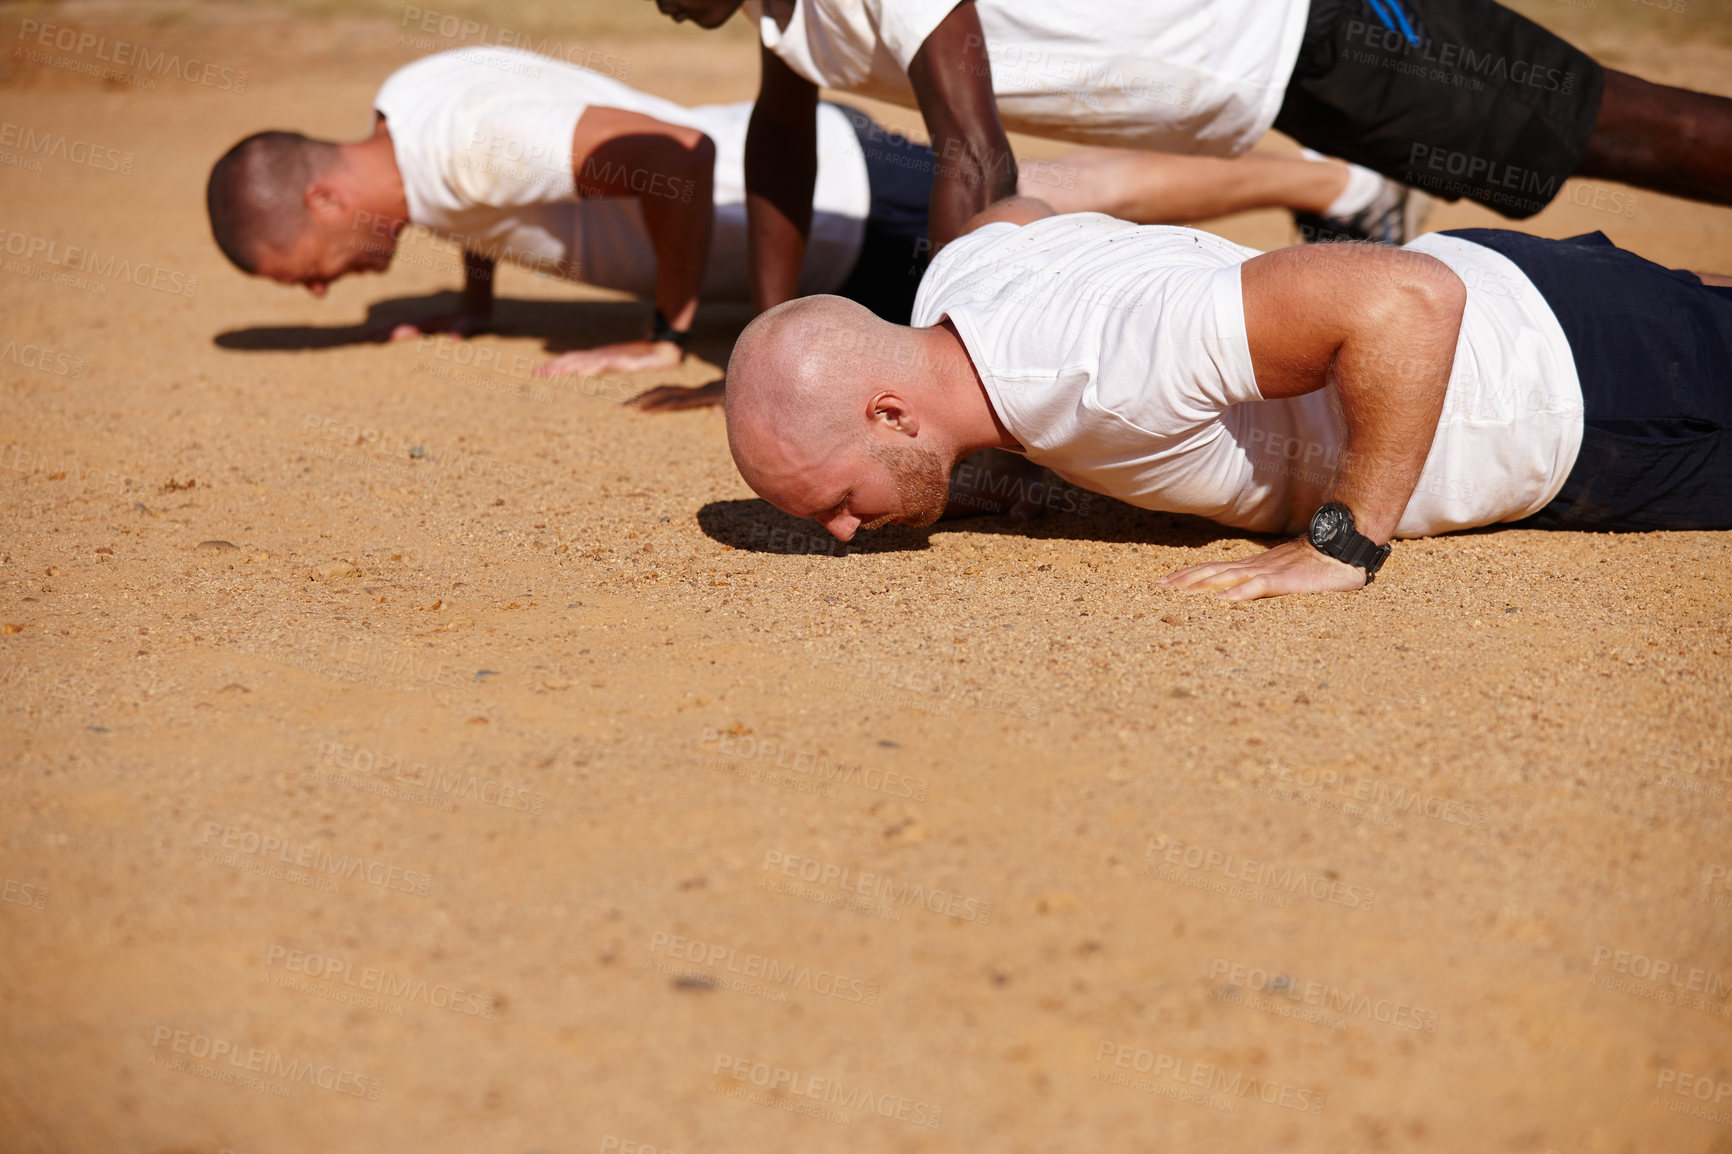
top-left (1274, 0), bottom-right (1604, 219)
top-left (1445, 229), bottom-right (1732, 531)
top-left (831, 103), bottom-right (935, 325)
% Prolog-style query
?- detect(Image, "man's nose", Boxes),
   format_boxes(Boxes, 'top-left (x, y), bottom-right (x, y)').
top-left (820, 512), bottom-right (860, 542)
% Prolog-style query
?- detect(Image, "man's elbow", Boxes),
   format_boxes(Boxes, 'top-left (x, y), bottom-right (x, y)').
top-left (1399, 254), bottom-right (1467, 327)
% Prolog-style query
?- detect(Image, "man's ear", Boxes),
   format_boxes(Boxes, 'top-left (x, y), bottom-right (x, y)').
top-left (304, 179), bottom-right (348, 223)
top-left (867, 391), bottom-right (919, 437)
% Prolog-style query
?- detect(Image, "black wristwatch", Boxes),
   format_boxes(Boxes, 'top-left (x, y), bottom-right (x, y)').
top-left (651, 308), bottom-right (689, 354)
top-left (1306, 501), bottom-right (1391, 584)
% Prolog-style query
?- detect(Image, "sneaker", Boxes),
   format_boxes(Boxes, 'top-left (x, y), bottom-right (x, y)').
top-left (1294, 182), bottom-right (1431, 245)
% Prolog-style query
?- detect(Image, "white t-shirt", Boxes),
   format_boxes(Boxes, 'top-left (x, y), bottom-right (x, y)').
top-left (746, 0), bottom-right (1309, 154)
top-left (373, 48), bottom-right (870, 298)
top-left (911, 214), bottom-right (1585, 538)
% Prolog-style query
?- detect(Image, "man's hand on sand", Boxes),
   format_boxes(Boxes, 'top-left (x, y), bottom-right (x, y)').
top-left (378, 311), bottom-right (491, 342)
top-left (535, 340), bottom-right (684, 377)
top-left (627, 379), bottom-right (725, 412)
top-left (1162, 538), bottom-right (1368, 601)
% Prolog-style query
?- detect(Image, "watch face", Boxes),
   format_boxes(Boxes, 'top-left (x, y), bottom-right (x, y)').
top-left (1310, 504), bottom-right (1347, 545)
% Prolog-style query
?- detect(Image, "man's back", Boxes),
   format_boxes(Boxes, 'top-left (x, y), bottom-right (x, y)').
top-left (375, 47), bottom-right (870, 297)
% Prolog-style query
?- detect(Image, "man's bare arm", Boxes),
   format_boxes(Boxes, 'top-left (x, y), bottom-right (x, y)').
top-left (1165, 243), bottom-right (1466, 599)
top-left (745, 44), bottom-right (818, 313)
top-left (380, 248), bottom-right (495, 341)
top-left (534, 106), bottom-right (716, 377)
top-left (908, 1), bottom-right (1018, 252)
top-left (459, 249), bottom-right (495, 321)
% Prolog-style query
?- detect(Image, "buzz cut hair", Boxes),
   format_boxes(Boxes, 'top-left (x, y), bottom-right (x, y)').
top-left (206, 131), bottom-right (340, 274)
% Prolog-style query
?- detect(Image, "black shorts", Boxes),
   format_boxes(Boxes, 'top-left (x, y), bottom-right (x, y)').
top-left (1274, 0), bottom-right (1604, 219)
top-left (831, 103), bottom-right (934, 325)
top-left (1445, 229), bottom-right (1732, 531)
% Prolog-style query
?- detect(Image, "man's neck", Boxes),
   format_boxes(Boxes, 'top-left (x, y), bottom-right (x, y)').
top-left (931, 320), bottom-right (1021, 454)
top-left (338, 124), bottom-right (410, 232)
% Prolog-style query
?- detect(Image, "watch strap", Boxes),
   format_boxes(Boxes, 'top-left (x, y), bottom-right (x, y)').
top-left (652, 308), bottom-right (689, 351)
top-left (1334, 533), bottom-right (1392, 581)
top-left (1309, 502), bottom-right (1392, 583)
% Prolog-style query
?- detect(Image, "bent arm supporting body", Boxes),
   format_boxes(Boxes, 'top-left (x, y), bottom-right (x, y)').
top-left (460, 249), bottom-right (495, 320)
top-left (908, 1), bottom-right (1018, 252)
top-left (1167, 243), bottom-right (1466, 599)
top-left (572, 105), bottom-right (717, 336)
top-left (1240, 244), bottom-right (1466, 542)
top-left (745, 45), bottom-right (818, 313)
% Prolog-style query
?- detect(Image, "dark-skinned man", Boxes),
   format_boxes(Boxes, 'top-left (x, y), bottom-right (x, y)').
top-left (653, 0), bottom-right (1732, 315)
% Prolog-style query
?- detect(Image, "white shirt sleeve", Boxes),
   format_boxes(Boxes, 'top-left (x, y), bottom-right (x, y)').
top-left (872, 0), bottom-right (966, 72)
top-left (1208, 262), bottom-right (1264, 408)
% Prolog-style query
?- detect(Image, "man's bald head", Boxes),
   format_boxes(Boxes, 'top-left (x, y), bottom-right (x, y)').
top-left (728, 296), bottom-right (888, 441)
top-left (206, 131), bottom-right (341, 274)
top-left (724, 295), bottom-right (966, 540)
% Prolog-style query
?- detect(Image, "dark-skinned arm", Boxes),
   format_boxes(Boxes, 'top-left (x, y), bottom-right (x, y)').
top-left (745, 43), bottom-right (819, 313)
top-left (459, 249), bottom-right (495, 323)
top-left (907, 0), bottom-right (1018, 252)
top-left (1164, 243), bottom-right (1466, 599)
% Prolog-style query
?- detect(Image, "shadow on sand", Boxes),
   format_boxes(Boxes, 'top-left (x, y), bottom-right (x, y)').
top-left (695, 495), bottom-right (1271, 558)
top-left (213, 292), bottom-right (750, 368)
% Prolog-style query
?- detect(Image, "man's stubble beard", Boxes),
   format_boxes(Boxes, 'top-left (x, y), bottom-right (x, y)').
top-left (864, 441), bottom-right (950, 530)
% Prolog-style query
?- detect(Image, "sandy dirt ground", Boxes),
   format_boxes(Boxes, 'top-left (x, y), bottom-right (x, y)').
top-left (2, 2), bottom-right (1730, 1151)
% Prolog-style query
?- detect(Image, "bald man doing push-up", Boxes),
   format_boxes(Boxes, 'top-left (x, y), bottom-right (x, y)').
top-left (724, 202), bottom-right (1732, 599)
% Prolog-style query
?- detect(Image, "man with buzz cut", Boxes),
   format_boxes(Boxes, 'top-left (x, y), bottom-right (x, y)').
top-left (205, 46), bottom-right (1411, 406)
top-left (720, 201), bottom-right (1732, 599)
top-left (651, 0), bottom-right (1732, 314)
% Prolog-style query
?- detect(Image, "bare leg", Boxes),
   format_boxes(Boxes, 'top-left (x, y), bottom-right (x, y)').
top-left (1696, 271), bottom-right (1732, 287)
top-left (1577, 70), bottom-right (1732, 207)
top-left (1019, 149), bottom-right (1351, 222)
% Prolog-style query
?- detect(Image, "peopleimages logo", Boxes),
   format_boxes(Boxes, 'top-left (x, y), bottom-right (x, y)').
top-left (197, 821), bottom-right (434, 896)
top-left (1144, 834), bottom-right (1377, 912)
top-left (0, 228), bottom-right (198, 297)
top-left (0, 121), bottom-right (133, 174)
top-left (0, 337), bottom-right (83, 378)
top-left (1209, 958), bottom-right (1440, 1033)
top-left (17, 20), bottom-right (249, 92)
top-left (265, 945), bottom-right (494, 1018)
top-left (1590, 945), bottom-right (1731, 996)
top-left (648, 931), bottom-right (880, 1006)
top-left (150, 1026), bottom-right (381, 1099)
top-left (1094, 1040), bottom-right (1327, 1115)
top-left (711, 1053), bottom-right (943, 1128)
top-left (759, 849), bottom-right (992, 923)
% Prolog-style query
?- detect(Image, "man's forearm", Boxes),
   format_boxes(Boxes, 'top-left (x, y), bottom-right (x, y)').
top-left (1326, 275), bottom-right (1465, 541)
top-left (908, 0), bottom-right (1018, 252)
top-left (928, 136), bottom-right (1018, 249)
top-left (744, 113), bottom-right (815, 312)
top-left (640, 140), bottom-right (716, 333)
